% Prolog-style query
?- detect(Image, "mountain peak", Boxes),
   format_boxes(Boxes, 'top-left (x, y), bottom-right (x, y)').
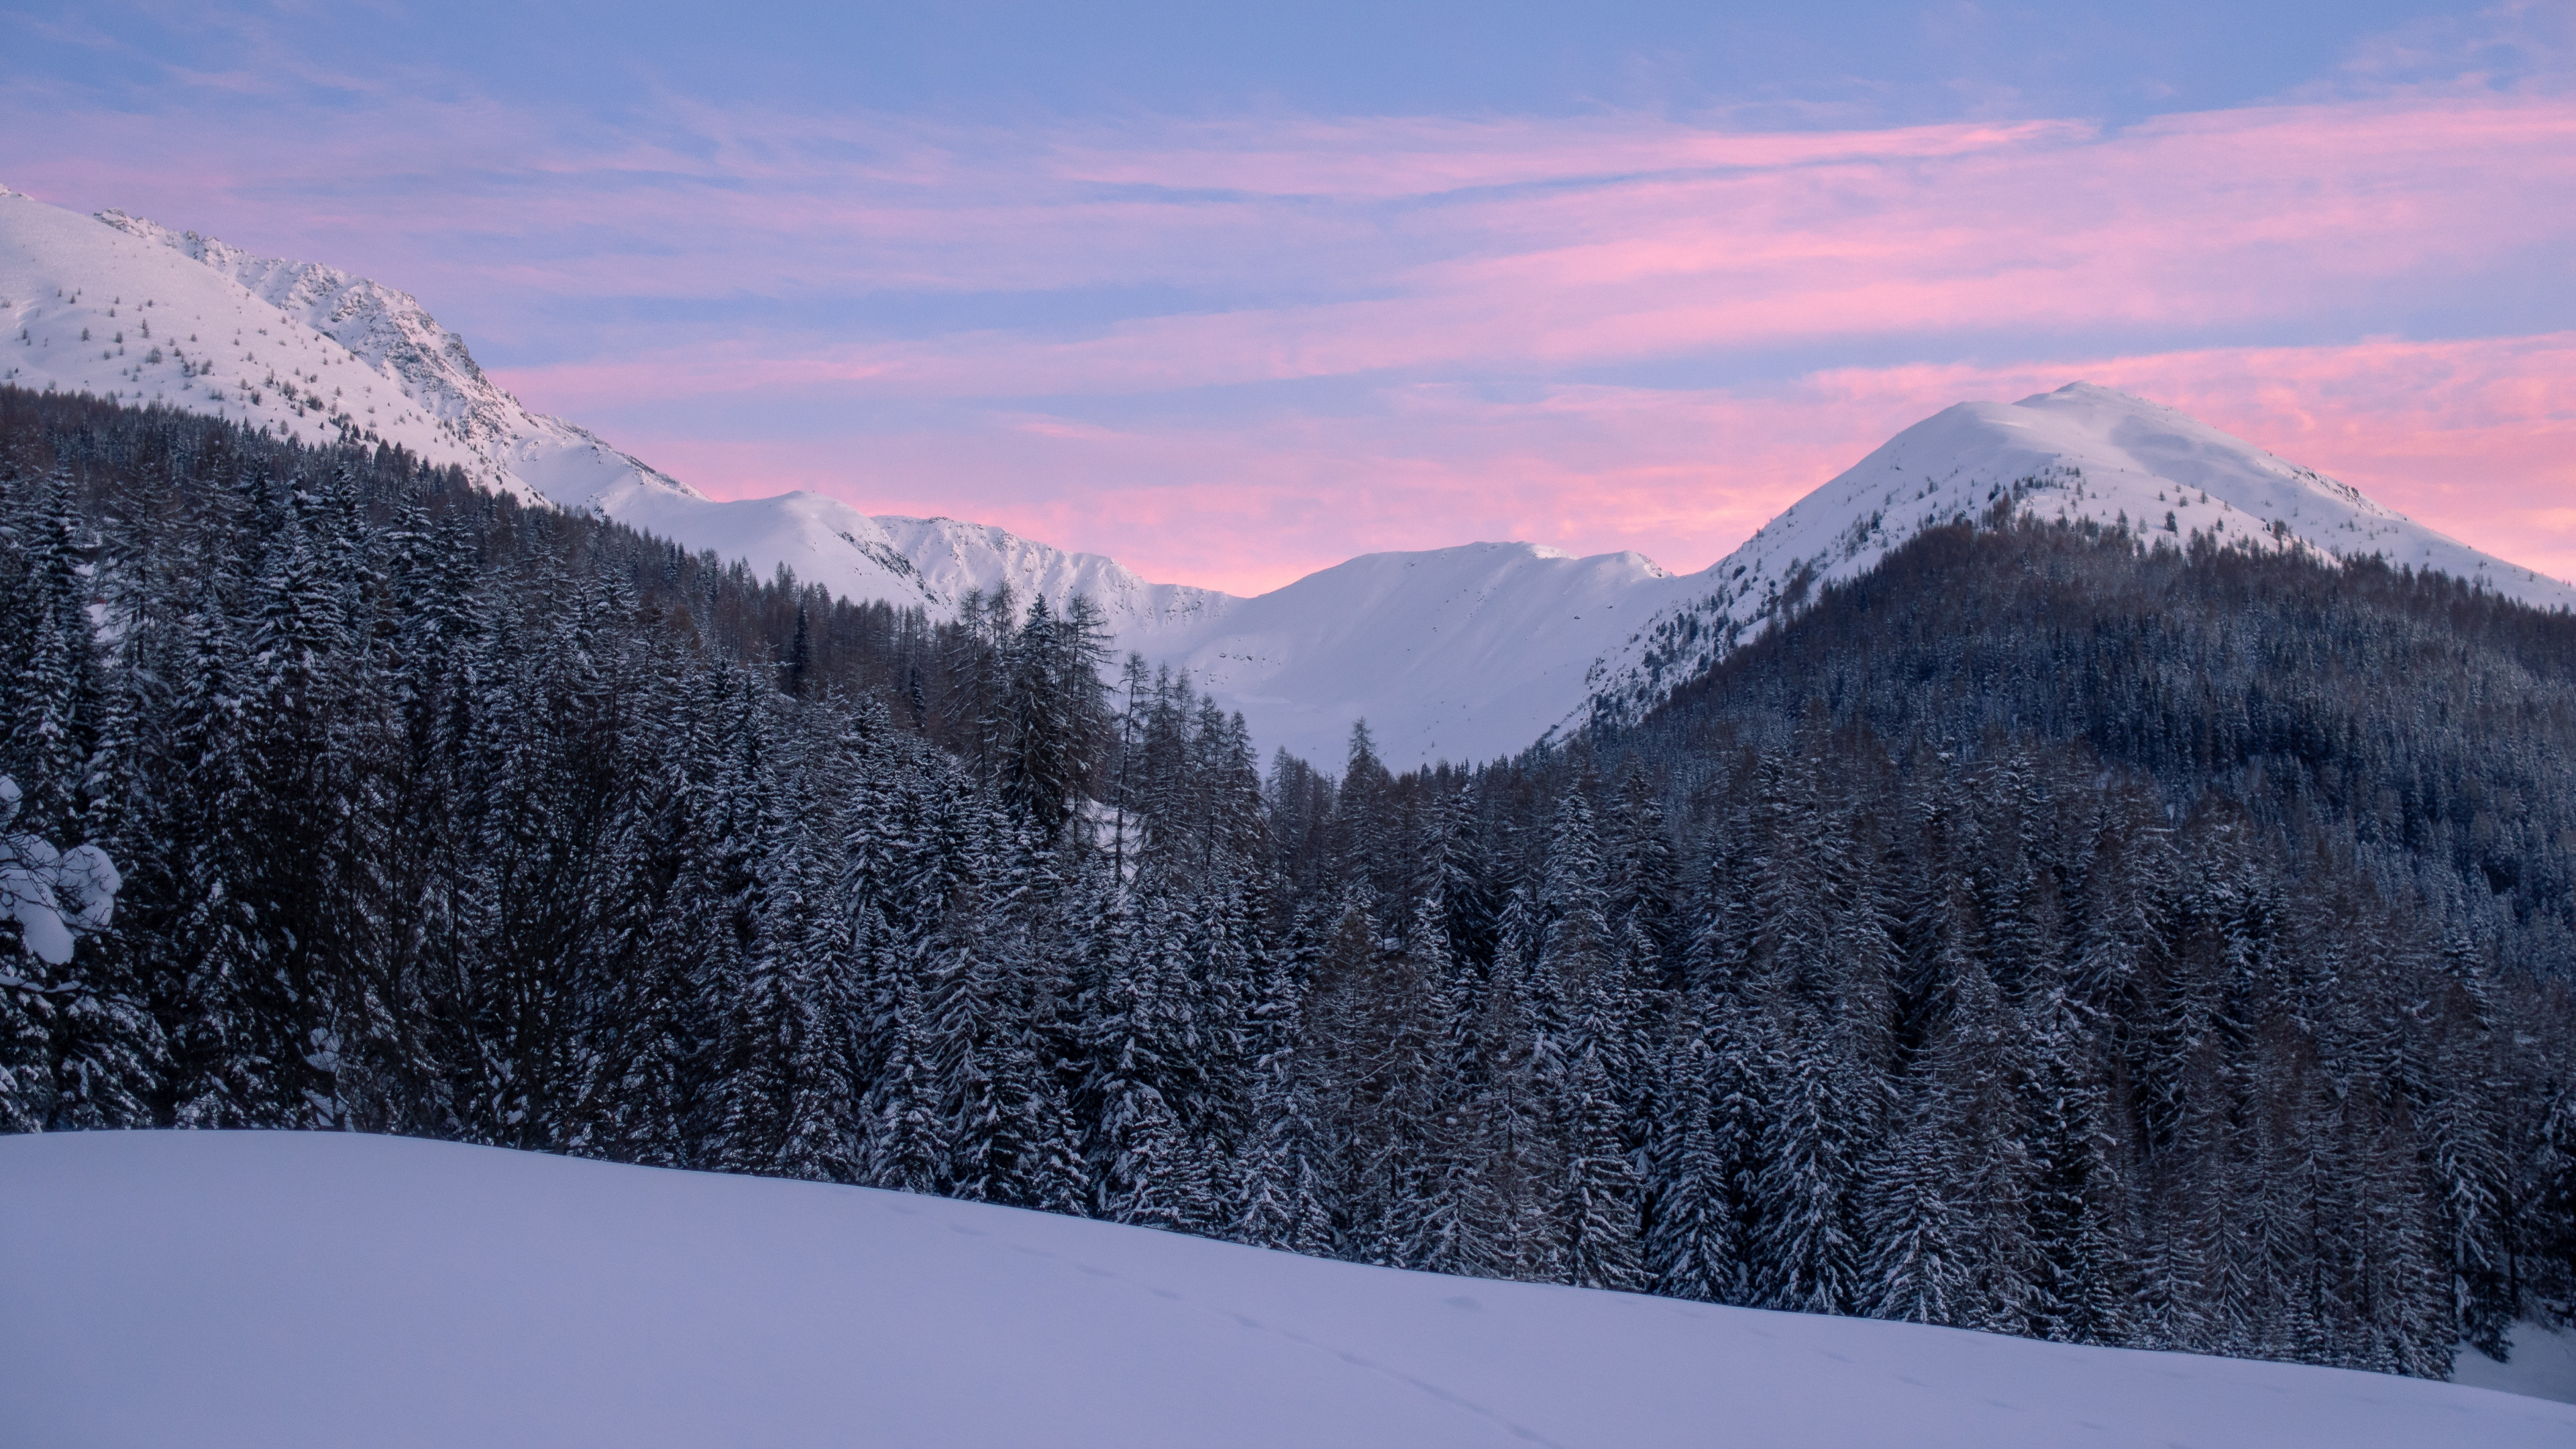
top-left (2031, 378), bottom-right (2147, 405)
top-left (1579, 380), bottom-right (2575, 735)
top-left (0, 185), bottom-right (709, 515)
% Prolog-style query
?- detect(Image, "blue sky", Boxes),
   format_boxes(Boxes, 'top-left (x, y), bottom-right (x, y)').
top-left (13, 2), bottom-right (2504, 123)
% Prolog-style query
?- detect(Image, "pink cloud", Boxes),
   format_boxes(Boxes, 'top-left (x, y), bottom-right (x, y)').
top-left (19, 87), bottom-right (2571, 354)
top-left (437, 91), bottom-right (2576, 416)
top-left (1041, 114), bottom-right (2096, 199)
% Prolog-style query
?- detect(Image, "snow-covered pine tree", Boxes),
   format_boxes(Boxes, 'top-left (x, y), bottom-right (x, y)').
top-left (2019, 949), bottom-right (2130, 1345)
top-left (1464, 906), bottom-right (1570, 1281)
top-left (1560, 1030), bottom-right (1646, 1291)
top-left (1645, 1020), bottom-right (1743, 1305)
top-left (1235, 953), bottom-right (1337, 1258)
top-left (997, 596), bottom-right (1099, 843)
top-left (1862, 1039), bottom-right (1972, 1326)
top-left (1753, 1037), bottom-right (1868, 1316)
top-left (156, 543), bottom-right (281, 1130)
top-left (1085, 880), bottom-right (1219, 1233)
top-left (859, 922), bottom-right (944, 1197)
top-left (712, 768), bottom-right (862, 1183)
top-left (1538, 785), bottom-right (1611, 1005)
top-left (0, 470), bottom-right (100, 842)
top-left (0, 777), bottom-right (62, 1130)
top-left (920, 810), bottom-right (1077, 1210)
top-left (1605, 769), bottom-right (1680, 984)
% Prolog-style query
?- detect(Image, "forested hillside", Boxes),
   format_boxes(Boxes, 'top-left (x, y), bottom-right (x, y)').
top-left (3, 387), bottom-right (2571, 1385)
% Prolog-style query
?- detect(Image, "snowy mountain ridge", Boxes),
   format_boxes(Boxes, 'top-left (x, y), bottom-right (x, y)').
top-left (875, 513), bottom-right (1235, 636)
top-left (9, 184), bottom-right (2572, 771)
top-left (85, 204), bottom-right (661, 496)
top-left (1, 186), bottom-right (1170, 630)
top-left (1151, 541), bottom-right (1699, 768)
top-left (1574, 382), bottom-right (2576, 733)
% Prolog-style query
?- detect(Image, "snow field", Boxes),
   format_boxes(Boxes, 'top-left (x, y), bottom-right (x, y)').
top-left (2455, 1322), bottom-right (2576, 1404)
top-left (3, 1131), bottom-right (2569, 1449)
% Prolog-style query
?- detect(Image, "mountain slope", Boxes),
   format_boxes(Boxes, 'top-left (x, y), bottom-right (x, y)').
top-left (3, 185), bottom-right (507, 484)
top-left (1, 185), bottom-right (955, 615)
top-left (875, 513), bottom-right (1234, 636)
top-left (1581, 382), bottom-right (2576, 730)
top-left (5, 1132), bottom-right (2566, 1449)
top-left (1155, 541), bottom-right (1697, 767)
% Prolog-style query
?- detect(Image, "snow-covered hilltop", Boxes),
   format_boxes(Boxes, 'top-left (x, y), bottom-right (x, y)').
top-left (9, 184), bottom-right (2570, 771)
top-left (1, 184), bottom-right (685, 514)
top-left (6, 1132), bottom-right (2566, 1449)
top-left (1578, 383), bottom-right (2576, 731)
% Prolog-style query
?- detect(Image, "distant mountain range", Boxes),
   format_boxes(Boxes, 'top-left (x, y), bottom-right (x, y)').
top-left (7, 183), bottom-right (2568, 767)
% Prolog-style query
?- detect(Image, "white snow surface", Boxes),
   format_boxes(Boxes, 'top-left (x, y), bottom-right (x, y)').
top-left (3, 1132), bottom-right (2566, 1449)
top-left (1148, 542), bottom-right (1697, 769)
top-left (2456, 1322), bottom-right (2576, 1405)
top-left (11, 184), bottom-right (2572, 771)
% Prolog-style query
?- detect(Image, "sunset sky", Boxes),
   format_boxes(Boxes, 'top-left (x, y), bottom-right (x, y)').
top-left (3, 1), bottom-right (2571, 594)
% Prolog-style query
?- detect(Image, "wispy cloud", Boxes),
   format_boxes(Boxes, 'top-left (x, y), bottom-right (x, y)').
top-left (3, 41), bottom-right (2570, 594)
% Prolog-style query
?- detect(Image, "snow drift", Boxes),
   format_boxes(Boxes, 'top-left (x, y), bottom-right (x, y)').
top-left (2, 1132), bottom-right (2568, 1449)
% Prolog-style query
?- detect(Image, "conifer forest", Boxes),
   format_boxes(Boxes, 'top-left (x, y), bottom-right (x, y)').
top-left (5, 387), bottom-right (2574, 1382)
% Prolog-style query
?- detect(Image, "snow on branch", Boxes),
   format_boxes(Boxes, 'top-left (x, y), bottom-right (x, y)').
top-left (0, 775), bottom-right (121, 966)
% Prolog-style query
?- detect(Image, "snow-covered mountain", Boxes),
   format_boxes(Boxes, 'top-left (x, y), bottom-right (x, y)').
top-left (1579, 383), bottom-right (2576, 729)
top-left (1148, 542), bottom-right (1699, 767)
top-left (0, 186), bottom-right (1240, 639)
top-left (10, 184), bottom-right (2571, 772)
top-left (875, 514), bottom-right (1232, 636)
top-left (7, 1132), bottom-right (2567, 1448)
top-left (0, 185), bottom-right (990, 618)
top-left (1, 185), bottom-right (690, 515)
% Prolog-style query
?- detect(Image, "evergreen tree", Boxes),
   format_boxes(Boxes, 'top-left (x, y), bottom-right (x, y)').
top-left (1647, 1024), bottom-right (1746, 1304)
top-left (1086, 885), bottom-right (1218, 1232)
top-left (1560, 1031), bottom-right (1646, 1291)
top-left (861, 937), bottom-right (943, 1196)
